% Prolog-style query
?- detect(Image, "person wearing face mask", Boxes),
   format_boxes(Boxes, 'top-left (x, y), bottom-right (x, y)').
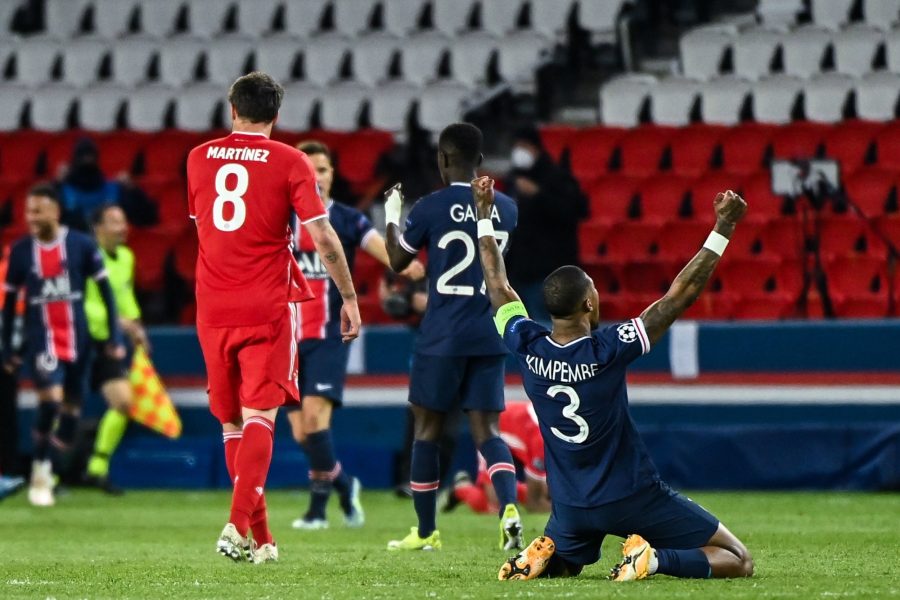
top-left (505, 127), bottom-right (589, 323)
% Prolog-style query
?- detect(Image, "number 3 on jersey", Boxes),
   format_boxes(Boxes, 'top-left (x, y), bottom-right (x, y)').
top-left (213, 163), bottom-right (248, 232)
top-left (548, 385), bottom-right (589, 444)
top-left (435, 230), bottom-right (509, 296)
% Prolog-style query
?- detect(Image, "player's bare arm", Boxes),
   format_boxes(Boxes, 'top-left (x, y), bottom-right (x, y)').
top-left (304, 217), bottom-right (361, 342)
top-left (383, 183), bottom-right (417, 272)
top-left (472, 176), bottom-right (521, 311)
top-left (362, 232), bottom-right (426, 280)
top-left (641, 190), bottom-right (747, 346)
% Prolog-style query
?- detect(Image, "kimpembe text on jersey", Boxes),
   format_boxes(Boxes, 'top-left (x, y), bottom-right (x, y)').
top-left (205, 146), bottom-right (270, 162)
top-left (525, 355), bottom-right (601, 384)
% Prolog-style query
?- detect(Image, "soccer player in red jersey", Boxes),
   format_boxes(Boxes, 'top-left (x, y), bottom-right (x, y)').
top-left (186, 72), bottom-right (360, 564)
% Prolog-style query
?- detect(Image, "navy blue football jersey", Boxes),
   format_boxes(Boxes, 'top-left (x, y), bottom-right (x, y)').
top-left (400, 183), bottom-right (518, 356)
top-left (497, 302), bottom-right (660, 507)
top-left (4, 228), bottom-right (107, 363)
top-left (293, 201), bottom-right (375, 340)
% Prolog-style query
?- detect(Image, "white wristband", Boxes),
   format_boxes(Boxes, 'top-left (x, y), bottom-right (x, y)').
top-left (477, 219), bottom-right (495, 238)
top-left (385, 187), bottom-right (403, 228)
top-left (703, 231), bottom-right (729, 256)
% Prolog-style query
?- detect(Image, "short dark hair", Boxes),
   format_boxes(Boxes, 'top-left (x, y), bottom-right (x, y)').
top-left (543, 266), bottom-right (593, 318)
top-left (438, 122), bottom-right (483, 167)
top-left (297, 140), bottom-right (331, 160)
top-left (28, 182), bottom-right (61, 207)
top-left (91, 202), bottom-right (123, 226)
top-left (228, 71), bottom-right (284, 124)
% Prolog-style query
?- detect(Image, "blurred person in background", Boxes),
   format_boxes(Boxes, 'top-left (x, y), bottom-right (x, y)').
top-left (56, 138), bottom-right (158, 231)
top-left (82, 204), bottom-right (150, 494)
top-left (505, 127), bottom-right (588, 322)
top-left (0, 244), bottom-right (24, 501)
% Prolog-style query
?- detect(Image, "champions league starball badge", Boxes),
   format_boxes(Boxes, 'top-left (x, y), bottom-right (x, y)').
top-left (617, 322), bottom-right (638, 344)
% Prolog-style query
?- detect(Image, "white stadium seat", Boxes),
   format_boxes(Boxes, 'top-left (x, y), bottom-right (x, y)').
top-left (78, 86), bottom-right (128, 131)
top-left (0, 85), bottom-right (30, 131)
top-left (274, 83), bottom-right (321, 131)
top-left (401, 32), bottom-right (450, 85)
top-left (11, 38), bottom-right (61, 86)
top-left (578, 0), bottom-right (627, 42)
top-left (481, 0), bottom-right (523, 36)
top-left (498, 31), bottom-right (551, 89)
top-left (139, 0), bottom-right (183, 38)
top-left (174, 84), bottom-right (223, 131)
top-left (111, 37), bottom-right (158, 87)
top-left (31, 84), bottom-right (78, 132)
top-left (0, 0), bottom-right (23, 33)
top-left (864, 0), bottom-right (900, 29)
top-left (255, 35), bottom-right (304, 83)
top-left (92, 0), bottom-right (140, 38)
top-left (159, 37), bottom-right (205, 87)
top-left (803, 73), bottom-right (855, 123)
top-left (834, 25), bottom-right (884, 76)
top-left (531, 0), bottom-right (575, 40)
top-left (699, 76), bottom-right (752, 125)
top-left (382, 0), bottom-right (428, 36)
top-left (45, 0), bottom-right (90, 38)
top-left (284, 0), bottom-right (330, 38)
top-left (433, 0), bottom-right (477, 36)
top-left (333, 0), bottom-right (378, 37)
top-left (680, 25), bottom-right (733, 81)
top-left (302, 34), bottom-right (350, 86)
top-left (811, 0), bottom-right (856, 29)
top-left (450, 32), bottom-right (498, 87)
top-left (757, 0), bottom-right (804, 26)
top-left (319, 81), bottom-right (370, 132)
top-left (206, 37), bottom-right (254, 85)
top-left (752, 74), bottom-right (804, 124)
top-left (599, 73), bottom-right (656, 127)
top-left (855, 71), bottom-right (900, 119)
top-left (62, 39), bottom-right (110, 88)
top-left (127, 84), bottom-right (176, 131)
top-left (781, 25), bottom-right (832, 79)
top-left (650, 76), bottom-right (700, 126)
top-left (418, 80), bottom-right (470, 133)
top-left (235, 0), bottom-right (280, 37)
top-left (0, 39), bottom-right (15, 77)
top-left (369, 81), bottom-right (419, 132)
top-left (733, 27), bottom-right (782, 81)
top-left (187, 0), bottom-right (234, 39)
top-left (351, 33), bottom-right (401, 86)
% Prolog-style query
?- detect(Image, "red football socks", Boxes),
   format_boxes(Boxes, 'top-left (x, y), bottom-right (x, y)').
top-left (223, 431), bottom-right (274, 545)
top-left (228, 417), bottom-right (275, 538)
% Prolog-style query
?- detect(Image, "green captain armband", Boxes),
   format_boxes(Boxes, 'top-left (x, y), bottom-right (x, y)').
top-left (494, 301), bottom-right (529, 335)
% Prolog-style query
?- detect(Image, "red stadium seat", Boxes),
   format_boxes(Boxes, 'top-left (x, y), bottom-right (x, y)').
top-left (874, 122), bottom-right (900, 170)
top-left (620, 259), bottom-right (676, 295)
top-left (539, 125), bottom-right (578, 162)
top-left (638, 175), bottom-right (691, 223)
top-left (731, 294), bottom-right (794, 319)
top-left (568, 126), bottom-right (627, 186)
top-left (139, 176), bottom-right (189, 226)
top-left (97, 132), bottom-right (150, 177)
top-left (818, 216), bottom-right (866, 259)
top-left (770, 123), bottom-right (828, 161)
top-left (600, 222), bottom-right (660, 260)
top-left (776, 258), bottom-right (805, 299)
top-left (834, 295), bottom-right (889, 318)
top-left (843, 168), bottom-right (896, 217)
top-left (721, 123), bottom-right (774, 175)
top-left (334, 129), bottom-right (394, 188)
top-left (670, 124), bottom-right (726, 177)
top-left (0, 131), bottom-right (51, 178)
top-left (43, 132), bottom-right (82, 177)
top-left (690, 172), bottom-right (744, 224)
top-left (578, 222), bottom-right (610, 263)
top-left (172, 226), bottom-right (199, 285)
top-left (683, 293), bottom-right (735, 319)
top-left (823, 120), bottom-right (882, 176)
top-left (599, 294), bottom-right (651, 321)
top-left (619, 126), bottom-right (675, 177)
top-left (739, 170), bottom-right (787, 224)
top-left (761, 218), bottom-right (806, 259)
top-left (582, 262), bottom-right (619, 295)
top-left (353, 251), bottom-right (386, 297)
top-left (142, 131), bottom-right (207, 178)
top-left (656, 221), bottom-right (711, 261)
top-left (719, 256), bottom-right (781, 296)
top-left (128, 226), bottom-right (181, 291)
top-left (358, 295), bottom-right (392, 324)
top-left (588, 175), bottom-right (640, 224)
top-left (726, 220), bottom-right (766, 258)
top-left (826, 255), bottom-right (887, 298)
top-left (873, 214), bottom-right (900, 251)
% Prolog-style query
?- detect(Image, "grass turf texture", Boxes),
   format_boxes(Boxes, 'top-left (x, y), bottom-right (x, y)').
top-left (2, 490), bottom-right (897, 599)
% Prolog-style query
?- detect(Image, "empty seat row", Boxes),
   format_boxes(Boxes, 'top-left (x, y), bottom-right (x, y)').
top-left (759, 0), bottom-right (900, 31)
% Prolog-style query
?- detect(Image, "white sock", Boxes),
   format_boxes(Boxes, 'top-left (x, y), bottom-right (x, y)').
top-left (649, 550), bottom-right (659, 575)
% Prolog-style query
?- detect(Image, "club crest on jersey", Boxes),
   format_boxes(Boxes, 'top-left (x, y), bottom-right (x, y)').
top-left (617, 322), bottom-right (638, 344)
top-left (35, 352), bottom-right (58, 375)
top-left (450, 203), bottom-right (500, 223)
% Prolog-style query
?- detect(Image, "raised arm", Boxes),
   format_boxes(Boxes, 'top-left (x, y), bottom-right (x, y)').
top-left (472, 176), bottom-right (521, 311)
top-left (383, 184), bottom-right (417, 272)
top-left (640, 190), bottom-right (747, 345)
top-left (303, 217), bottom-right (361, 342)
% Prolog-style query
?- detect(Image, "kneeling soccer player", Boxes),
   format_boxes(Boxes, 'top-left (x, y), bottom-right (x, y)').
top-left (471, 176), bottom-right (754, 582)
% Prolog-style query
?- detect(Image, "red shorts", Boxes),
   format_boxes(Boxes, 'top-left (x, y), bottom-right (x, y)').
top-left (197, 305), bottom-right (299, 425)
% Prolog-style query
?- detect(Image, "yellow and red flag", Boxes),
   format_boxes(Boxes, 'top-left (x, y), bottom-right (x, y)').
top-left (128, 346), bottom-right (182, 439)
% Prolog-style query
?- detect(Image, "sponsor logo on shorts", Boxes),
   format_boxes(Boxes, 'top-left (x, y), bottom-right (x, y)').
top-left (315, 383), bottom-right (333, 392)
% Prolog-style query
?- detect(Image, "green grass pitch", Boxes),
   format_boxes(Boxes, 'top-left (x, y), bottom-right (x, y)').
top-left (2, 489), bottom-right (897, 599)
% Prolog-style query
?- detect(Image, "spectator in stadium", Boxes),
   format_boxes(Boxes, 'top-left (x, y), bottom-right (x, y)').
top-left (56, 138), bottom-right (158, 231)
top-left (504, 127), bottom-right (588, 322)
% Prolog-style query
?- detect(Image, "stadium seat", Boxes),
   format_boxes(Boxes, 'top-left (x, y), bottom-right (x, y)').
top-left (827, 254), bottom-right (887, 299)
top-left (303, 35), bottom-right (351, 86)
top-left (78, 86), bottom-right (128, 132)
top-left (834, 294), bottom-right (890, 317)
top-left (433, 0), bottom-right (477, 36)
top-left (0, 131), bottom-right (49, 177)
top-left (855, 72), bottom-right (900, 121)
top-left (761, 217), bottom-right (807, 259)
top-left (780, 25), bottom-right (832, 79)
top-left (568, 127), bottom-right (626, 185)
top-left (205, 37), bottom-right (254, 86)
top-left (731, 293), bottom-right (795, 319)
top-left (368, 82), bottom-right (418, 132)
top-left (619, 260), bottom-right (675, 296)
top-left (771, 122), bottom-right (827, 160)
top-left (498, 31), bottom-right (551, 88)
top-left (235, 0), bottom-right (280, 37)
top-left (45, 0), bottom-right (91, 38)
top-left (649, 77), bottom-right (700, 127)
top-left (319, 82), bottom-right (368, 132)
top-left (656, 221), bottom-right (711, 261)
top-left (0, 85), bottom-right (30, 132)
top-left (843, 167), bottom-right (896, 216)
top-left (450, 32), bottom-right (498, 86)
top-left (96, 132), bottom-right (148, 177)
top-left (351, 33), bottom-right (401, 86)
top-left (140, 176), bottom-right (188, 225)
top-left (578, 222), bottom-right (611, 264)
top-left (874, 213), bottom-right (900, 249)
top-left (172, 226), bottom-right (199, 285)
top-left (335, 129), bottom-right (394, 188)
top-left (679, 25), bottom-right (733, 81)
top-left (174, 84), bottom-right (223, 132)
top-left (43, 132), bottom-right (81, 177)
top-left (587, 175), bottom-right (640, 225)
top-left (600, 222), bottom-right (661, 261)
top-left (752, 75), bottom-right (804, 125)
top-left (128, 226), bottom-right (180, 291)
top-left (159, 37), bottom-right (206, 88)
top-left (31, 85), bottom-right (78, 132)
top-left (139, 0), bottom-right (183, 38)
top-left (669, 124), bottom-right (724, 177)
top-left (724, 220), bottom-right (766, 258)
top-left (875, 122), bottom-right (900, 168)
top-left (62, 39), bottom-right (109, 89)
top-left (733, 26), bottom-right (781, 81)
top-left (480, 0), bottom-right (523, 36)
top-left (758, 0), bottom-right (804, 27)
top-left (142, 131), bottom-right (203, 177)
top-left (811, 0), bottom-right (856, 29)
top-left (599, 74), bottom-right (656, 127)
top-left (699, 76), bottom-right (753, 126)
top-left (581, 260), bottom-right (618, 294)
top-left (819, 216), bottom-right (867, 258)
top-left (683, 293), bottom-right (735, 320)
top-left (803, 74), bottom-right (855, 124)
top-left (186, 0), bottom-right (234, 38)
top-left (400, 32), bottom-right (450, 85)
top-left (283, 0), bottom-right (330, 38)
top-left (255, 36), bottom-right (303, 84)
top-left (126, 84), bottom-right (176, 132)
top-left (720, 123), bottom-right (774, 175)
top-left (538, 125), bottom-right (577, 163)
top-left (531, 0), bottom-right (575, 41)
top-left (111, 37), bottom-right (158, 87)
top-left (833, 25), bottom-right (884, 75)
top-left (690, 172), bottom-right (744, 223)
top-left (599, 294), bottom-right (653, 321)
top-left (417, 81), bottom-right (469, 133)
top-left (638, 175), bottom-right (691, 223)
top-left (11, 38), bottom-right (61, 87)
top-left (90, 0), bottom-right (140, 38)
top-left (333, 0), bottom-right (379, 37)
top-left (272, 83), bottom-right (319, 131)
top-left (719, 255), bottom-right (781, 296)
top-left (823, 120), bottom-right (882, 174)
top-left (739, 170), bottom-right (788, 224)
top-left (578, 0), bottom-right (627, 42)
top-left (353, 251), bottom-right (386, 297)
top-left (619, 126), bottom-right (674, 177)
top-left (863, 0), bottom-right (900, 29)
top-left (382, 0), bottom-right (428, 37)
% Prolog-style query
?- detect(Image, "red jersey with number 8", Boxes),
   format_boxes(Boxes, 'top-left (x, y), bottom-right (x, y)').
top-left (187, 131), bottom-right (327, 327)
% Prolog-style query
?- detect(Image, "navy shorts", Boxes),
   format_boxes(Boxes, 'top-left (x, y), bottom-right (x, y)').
top-left (292, 338), bottom-right (350, 406)
top-left (545, 481), bottom-right (720, 566)
top-left (28, 350), bottom-right (90, 403)
top-left (408, 353), bottom-right (505, 413)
